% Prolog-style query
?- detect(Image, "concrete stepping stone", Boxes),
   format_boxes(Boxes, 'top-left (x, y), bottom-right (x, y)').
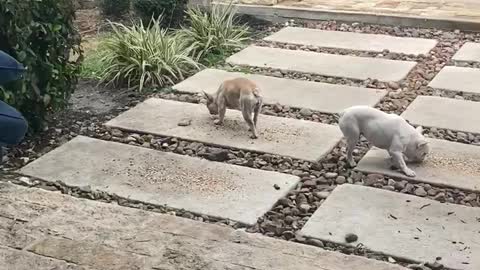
top-left (174, 69), bottom-right (386, 113)
top-left (452, 42), bottom-right (480, 62)
top-left (1, 183), bottom-right (408, 270)
top-left (401, 95), bottom-right (480, 134)
top-left (356, 138), bottom-right (480, 191)
top-left (264, 27), bottom-right (437, 55)
top-left (226, 46), bottom-right (417, 82)
top-left (1, 246), bottom-right (85, 270)
top-left (105, 98), bottom-right (342, 161)
top-left (18, 136), bottom-right (299, 225)
top-left (301, 184), bottom-right (480, 270)
top-left (428, 66), bottom-right (480, 94)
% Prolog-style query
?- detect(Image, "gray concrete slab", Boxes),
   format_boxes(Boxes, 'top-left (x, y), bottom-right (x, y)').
top-left (356, 138), bottom-right (480, 191)
top-left (452, 42), bottom-right (480, 62)
top-left (226, 46), bottom-right (417, 82)
top-left (1, 182), bottom-right (408, 270)
top-left (264, 27), bottom-right (437, 55)
top-left (401, 95), bottom-right (480, 134)
top-left (301, 184), bottom-right (480, 270)
top-left (18, 136), bottom-right (299, 225)
top-left (428, 66), bottom-right (480, 94)
top-left (0, 246), bottom-right (87, 270)
top-left (105, 98), bottom-right (342, 161)
top-left (174, 69), bottom-right (386, 113)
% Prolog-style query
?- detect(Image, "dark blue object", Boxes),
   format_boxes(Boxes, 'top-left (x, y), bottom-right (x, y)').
top-left (0, 50), bottom-right (28, 163)
top-left (0, 50), bottom-right (26, 85)
top-left (0, 99), bottom-right (28, 145)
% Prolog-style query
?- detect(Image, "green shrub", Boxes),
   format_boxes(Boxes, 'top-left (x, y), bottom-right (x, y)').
top-left (80, 48), bottom-right (108, 80)
top-left (79, 35), bottom-right (110, 80)
top-left (180, 3), bottom-right (250, 63)
top-left (0, 0), bottom-right (81, 131)
top-left (99, 0), bottom-right (131, 18)
top-left (99, 17), bottom-right (200, 92)
top-left (133, 0), bottom-right (188, 27)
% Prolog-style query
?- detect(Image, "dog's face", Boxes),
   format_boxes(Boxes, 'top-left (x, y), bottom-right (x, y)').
top-left (203, 92), bottom-right (218, 115)
top-left (406, 126), bottom-right (430, 162)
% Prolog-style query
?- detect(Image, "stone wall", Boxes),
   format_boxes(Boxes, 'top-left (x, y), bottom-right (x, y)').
top-left (76, 0), bottom-right (97, 9)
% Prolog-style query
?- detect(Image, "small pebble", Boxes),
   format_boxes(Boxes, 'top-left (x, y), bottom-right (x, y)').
top-left (177, 118), bottom-right (192, 126)
top-left (273, 184), bottom-right (280, 190)
top-left (345, 233), bottom-right (358, 243)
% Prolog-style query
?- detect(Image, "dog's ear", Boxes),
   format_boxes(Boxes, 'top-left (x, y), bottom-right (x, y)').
top-left (203, 91), bottom-right (213, 102)
top-left (417, 140), bottom-right (428, 148)
top-left (415, 126), bottom-right (424, 134)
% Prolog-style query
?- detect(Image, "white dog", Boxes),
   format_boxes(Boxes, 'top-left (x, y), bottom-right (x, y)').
top-left (338, 106), bottom-right (430, 177)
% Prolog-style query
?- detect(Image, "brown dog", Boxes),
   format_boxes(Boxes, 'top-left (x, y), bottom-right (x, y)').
top-left (203, 78), bottom-right (263, 138)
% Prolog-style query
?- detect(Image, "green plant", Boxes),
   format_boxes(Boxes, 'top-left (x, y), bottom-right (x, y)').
top-left (80, 48), bottom-right (108, 80)
top-left (100, 0), bottom-right (131, 18)
top-left (133, 0), bottom-right (188, 28)
top-left (99, 17), bottom-right (200, 92)
top-left (179, 3), bottom-right (250, 63)
top-left (0, 0), bottom-right (81, 131)
top-left (80, 35), bottom-right (110, 79)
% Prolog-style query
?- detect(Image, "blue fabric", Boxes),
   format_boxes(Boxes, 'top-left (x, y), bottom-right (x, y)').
top-left (0, 100), bottom-right (28, 145)
top-left (0, 50), bottom-right (28, 145)
top-left (0, 50), bottom-right (25, 85)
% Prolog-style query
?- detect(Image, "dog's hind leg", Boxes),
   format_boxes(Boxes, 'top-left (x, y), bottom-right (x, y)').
top-left (339, 119), bottom-right (360, 167)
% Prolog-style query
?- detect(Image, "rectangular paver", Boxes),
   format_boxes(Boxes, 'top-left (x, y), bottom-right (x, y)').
top-left (0, 246), bottom-right (86, 270)
top-left (0, 182), bottom-right (408, 270)
top-left (356, 138), bottom-right (480, 191)
top-left (452, 42), bottom-right (480, 62)
top-left (401, 95), bottom-right (480, 134)
top-left (105, 98), bottom-right (342, 161)
top-left (174, 69), bottom-right (387, 113)
top-left (226, 46), bottom-right (417, 82)
top-left (18, 136), bottom-right (299, 225)
top-left (264, 27), bottom-right (437, 55)
top-left (428, 66), bottom-right (480, 94)
top-left (301, 184), bottom-right (480, 270)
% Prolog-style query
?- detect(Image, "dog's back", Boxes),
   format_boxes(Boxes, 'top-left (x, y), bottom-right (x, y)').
top-left (339, 106), bottom-right (412, 149)
top-left (220, 78), bottom-right (261, 109)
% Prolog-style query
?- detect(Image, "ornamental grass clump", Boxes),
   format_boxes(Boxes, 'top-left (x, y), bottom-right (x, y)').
top-left (100, 17), bottom-right (200, 92)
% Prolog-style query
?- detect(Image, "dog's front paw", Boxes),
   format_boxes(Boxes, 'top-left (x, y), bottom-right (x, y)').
top-left (404, 169), bottom-right (416, 178)
top-left (213, 119), bottom-right (223, 125)
top-left (250, 134), bottom-right (258, 139)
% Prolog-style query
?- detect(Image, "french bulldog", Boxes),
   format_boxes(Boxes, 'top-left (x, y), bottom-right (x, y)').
top-left (203, 77), bottom-right (263, 139)
top-left (338, 105), bottom-right (430, 177)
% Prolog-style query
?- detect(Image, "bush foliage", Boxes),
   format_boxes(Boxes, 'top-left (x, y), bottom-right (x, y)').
top-left (99, 17), bottom-right (200, 92)
top-left (133, 0), bottom-right (188, 27)
top-left (0, 0), bottom-right (81, 131)
top-left (180, 3), bottom-right (250, 63)
top-left (100, 0), bottom-right (131, 18)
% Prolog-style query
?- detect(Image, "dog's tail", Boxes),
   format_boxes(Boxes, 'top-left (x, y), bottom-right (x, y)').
top-left (252, 87), bottom-right (261, 98)
top-left (337, 108), bottom-right (349, 123)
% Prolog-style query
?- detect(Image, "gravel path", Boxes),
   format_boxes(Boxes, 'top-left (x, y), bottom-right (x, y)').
top-left (3, 19), bottom-right (480, 270)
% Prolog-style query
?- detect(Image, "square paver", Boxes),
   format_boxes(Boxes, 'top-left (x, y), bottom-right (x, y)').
top-left (18, 136), bottom-right (299, 225)
top-left (452, 42), bottom-right (480, 62)
top-left (356, 138), bottom-right (480, 191)
top-left (428, 66), bottom-right (480, 94)
top-left (401, 95), bottom-right (480, 134)
top-left (226, 46), bottom-right (417, 82)
top-left (264, 27), bottom-right (438, 55)
top-left (301, 184), bottom-right (480, 270)
top-left (174, 69), bottom-right (386, 113)
top-left (105, 98), bottom-right (343, 162)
